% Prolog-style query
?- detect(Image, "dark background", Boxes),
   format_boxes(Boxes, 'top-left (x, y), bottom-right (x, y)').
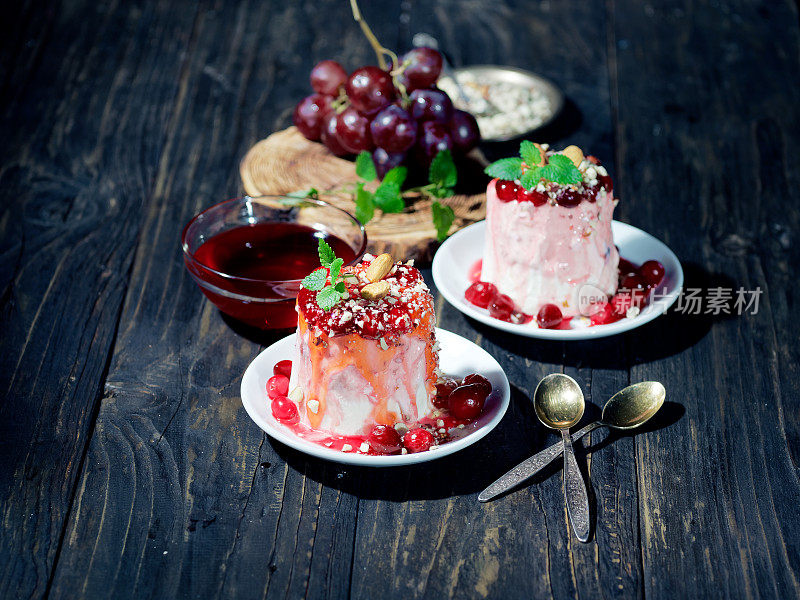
top-left (1, 1), bottom-right (798, 599)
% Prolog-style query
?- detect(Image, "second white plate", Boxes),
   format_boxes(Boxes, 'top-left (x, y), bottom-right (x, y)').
top-left (241, 328), bottom-right (510, 466)
top-left (432, 220), bottom-right (683, 340)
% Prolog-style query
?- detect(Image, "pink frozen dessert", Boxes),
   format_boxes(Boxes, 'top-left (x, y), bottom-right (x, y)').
top-left (477, 143), bottom-right (619, 324)
top-left (289, 251), bottom-right (439, 437)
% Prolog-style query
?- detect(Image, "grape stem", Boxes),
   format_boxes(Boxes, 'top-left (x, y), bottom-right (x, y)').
top-left (349, 0), bottom-right (390, 70)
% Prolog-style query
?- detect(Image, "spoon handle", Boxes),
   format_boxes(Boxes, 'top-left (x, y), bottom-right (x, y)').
top-left (561, 429), bottom-right (591, 542)
top-left (477, 421), bottom-right (602, 503)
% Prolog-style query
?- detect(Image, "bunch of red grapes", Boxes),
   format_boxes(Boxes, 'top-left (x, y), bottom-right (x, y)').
top-left (293, 48), bottom-right (481, 179)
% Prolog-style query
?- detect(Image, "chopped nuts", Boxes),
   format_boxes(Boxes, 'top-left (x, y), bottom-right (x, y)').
top-left (360, 280), bottom-right (390, 300)
top-left (562, 145), bottom-right (585, 167)
top-left (365, 253), bottom-right (393, 282)
top-left (307, 399), bottom-right (320, 414)
top-left (288, 387), bottom-right (303, 403)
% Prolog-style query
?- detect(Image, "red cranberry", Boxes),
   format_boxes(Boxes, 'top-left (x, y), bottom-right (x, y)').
top-left (618, 258), bottom-right (639, 277)
top-left (590, 302), bottom-right (621, 325)
top-left (448, 384), bottom-right (486, 420)
top-left (267, 374), bottom-right (289, 400)
top-left (403, 428), bottom-right (435, 453)
top-left (489, 293), bottom-right (515, 321)
top-left (495, 180), bottom-right (519, 202)
top-left (434, 378), bottom-right (458, 409)
top-left (639, 260), bottom-right (665, 287)
top-left (621, 273), bottom-right (647, 292)
top-left (271, 396), bottom-right (298, 422)
top-left (368, 424), bottom-right (402, 454)
top-left (536, 303), bottom-right (563, 329)
top-left (597, 173), bottom-right (613, 192)
top-left (555, 188), bottom-right (582, 207)
top-left (273, 360), bottom-right (292, 378)
top-left (517, 187), bottom-right (547, 206)
top-left (461, 373), bottom-right (491, 396)
top-left (464, 281), bottom-right (498, 308)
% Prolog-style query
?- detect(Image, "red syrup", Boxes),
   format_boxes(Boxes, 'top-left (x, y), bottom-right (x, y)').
top-left (464, 257), bottom-right (666, 329)
top-left (187, 223), bottom-right (357, 328)
top-left (267, 360), bottom-right (493, 456)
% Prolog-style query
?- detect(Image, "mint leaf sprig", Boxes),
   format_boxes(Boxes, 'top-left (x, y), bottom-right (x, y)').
top-left (301, 239), bottom-right (349, 311)
top-left (484, 141), bottom-right (583, 188)
top-left (291, 149), bottom-right (459, 243)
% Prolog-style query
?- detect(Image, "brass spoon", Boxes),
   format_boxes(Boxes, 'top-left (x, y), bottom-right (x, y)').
top-left (479, 381), bottom-right (666, 503)
top-left (533, 374), bottom-right (591, 542)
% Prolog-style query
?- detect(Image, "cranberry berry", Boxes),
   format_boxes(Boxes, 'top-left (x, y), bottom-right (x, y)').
top-left (267, 374), bottom-right (290, 400)
top-left (489, 293), bottom-right (516, 321)
top-left (639, 260), bottom-right (665, 287)
top-left (536, 303), bottom-right (563, 329)
top-left (368, 424), bottom-right (402, 454)
top-left (462, 373), bottom-right (491, 397)
top-left (403, 428), bottom-right (435, 453)
top-left (271, 396), bottom-right (298, 422)
top-left (517, 187), bottom-right (548, 206)
top-left (464, 281), bottom-right (498, 309)
top-left (273, 360), bottom-right (292, 378)
top-left (448, 384), bottom-right (486, 420)
top-left (495, 180), bottom-right (519, 202)
top-left (434, 378), bottom-right (458, 409)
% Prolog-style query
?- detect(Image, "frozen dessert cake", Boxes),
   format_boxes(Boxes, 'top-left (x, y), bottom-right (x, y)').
top-left (290, 250), bottom-right (438, 436)
top-left (465, 142), bottom-right (625, 328)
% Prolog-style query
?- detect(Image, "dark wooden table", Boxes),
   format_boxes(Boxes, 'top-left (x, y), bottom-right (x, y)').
top-left (2, 1), bottom-right (799, 598)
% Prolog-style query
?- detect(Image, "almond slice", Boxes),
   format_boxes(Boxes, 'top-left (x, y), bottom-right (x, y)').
top-left (365, 253), bottom-right (393, 282)
top-left (561, 145), bottom-right (585, 167)
top-left (360, 280), bottom-right (390, 300)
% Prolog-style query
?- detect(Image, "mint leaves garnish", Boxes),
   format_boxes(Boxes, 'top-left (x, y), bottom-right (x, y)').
top-left (519, 140), bottom-right (541, 166)
top-left (301, 239), bottom-right (349, 311)
top-left (431, 201), bottom-right (455, 241)
top-left (484, 157), bottom-right (524, 181)
top-left (351, 149), bottom-right (458, 241)
top-left (484, 141), bottom-right (583, 188)
top-left (428, 149), bottom-right (457, 195)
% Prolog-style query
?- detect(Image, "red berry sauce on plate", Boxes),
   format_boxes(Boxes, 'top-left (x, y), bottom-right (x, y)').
top-left (265, 360), bottom-right (496, 456)
top-left (464, 257), bottom-right (666, 329)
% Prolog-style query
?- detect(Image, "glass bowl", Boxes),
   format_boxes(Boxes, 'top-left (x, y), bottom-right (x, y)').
top-left (182, 196), bottom-right (367, 329)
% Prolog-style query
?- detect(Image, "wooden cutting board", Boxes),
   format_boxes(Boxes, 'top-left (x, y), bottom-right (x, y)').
top-left (239, 127), bottom-right (486, 263)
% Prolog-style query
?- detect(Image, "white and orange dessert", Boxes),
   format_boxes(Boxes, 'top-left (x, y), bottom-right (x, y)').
top-left (266, 242), bottom-right (496, 456)
top-left (290, 253), bottom-right (438, 436)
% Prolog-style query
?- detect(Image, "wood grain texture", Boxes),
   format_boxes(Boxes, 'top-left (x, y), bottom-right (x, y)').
top-left (0, 1), bottom-right (198, 597)
top-left (609, 0), bottom-right (800, 597)
top-left (240, 127), bottom-right (487, 262)
top-left (1, 0), bottom-right (799, 599)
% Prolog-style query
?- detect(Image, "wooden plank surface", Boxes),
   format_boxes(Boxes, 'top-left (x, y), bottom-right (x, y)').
top-left (0, 0), bottom-right (798, 599)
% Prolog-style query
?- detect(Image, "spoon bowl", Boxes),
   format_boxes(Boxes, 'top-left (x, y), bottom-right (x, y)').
top-left (601, 381), bottom-right (666, 430)
top-left (534, 373), bottom-right (585, 429)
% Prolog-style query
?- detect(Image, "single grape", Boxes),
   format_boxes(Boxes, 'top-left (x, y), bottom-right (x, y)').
top-left (415, 121), bottom-right (453, 165)
top-left (449, 109), bottom-right (480, 153)
top-left (320, 112), bottom-right (349, 156)
top-left (310, 60), bottom-right (348, 96)
top-left (369, 105), bottom-right (417, 152)
top-left (345, 66), bottom-right (395, 115)
top-left (373, 147), bottom-right (406, 179)
top-left (397, 47), bottom-right (443, 91)
top-left (335, 106), bottom-right (373, 153)
top-left (409, 88), bottom-right (453, 123)
top-left (293, 94), bottom-right (333, 141)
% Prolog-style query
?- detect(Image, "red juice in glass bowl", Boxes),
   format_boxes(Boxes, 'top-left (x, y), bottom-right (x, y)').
top-left (182, 196), bottom-right (367, 329)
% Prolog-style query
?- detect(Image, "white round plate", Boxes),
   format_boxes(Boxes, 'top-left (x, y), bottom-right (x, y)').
top-left (240, 328), bottom-right (510, 466)
top-left (432, 220), bottom-right (683, 340)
